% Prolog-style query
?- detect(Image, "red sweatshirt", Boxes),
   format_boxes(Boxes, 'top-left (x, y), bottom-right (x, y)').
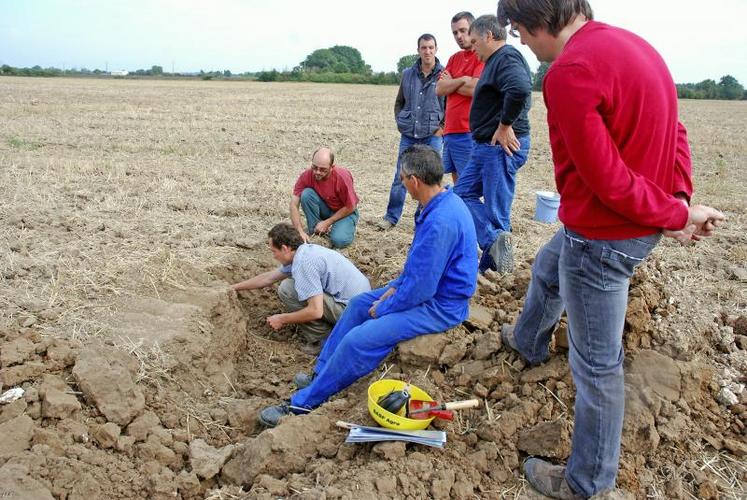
top-left (544, 21), bottom-right (692, 239)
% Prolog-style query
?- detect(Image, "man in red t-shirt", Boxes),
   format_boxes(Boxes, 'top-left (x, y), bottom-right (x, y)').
top-left (496, 1), bottom-right (725, 499)
top-left (436, 11), bottom-right (485, 184)
top-left (290, 147), bottom-right (360, 249)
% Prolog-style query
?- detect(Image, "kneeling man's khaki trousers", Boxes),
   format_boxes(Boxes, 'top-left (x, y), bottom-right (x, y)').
top-left (277, 278), bottom-right (346, 344)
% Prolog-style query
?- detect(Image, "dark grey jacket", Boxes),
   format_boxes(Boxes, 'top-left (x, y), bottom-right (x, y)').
top-left (394, 58), bottom-right (445, 139)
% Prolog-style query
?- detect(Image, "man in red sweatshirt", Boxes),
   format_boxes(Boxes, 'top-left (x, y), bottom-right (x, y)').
top-left (436, 11), bottom-right (484, 185)
top-left (496, 1), bottom-right (725, 498)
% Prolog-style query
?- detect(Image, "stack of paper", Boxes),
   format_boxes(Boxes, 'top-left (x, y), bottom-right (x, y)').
top-left (338, 421), bottom-right (446, 448)
top-left (0, 388), bottom-right (24, 404)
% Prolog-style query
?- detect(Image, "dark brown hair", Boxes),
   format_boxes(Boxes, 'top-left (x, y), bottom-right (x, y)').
top-left (497, 0), bottom-right (593, 36)
top-left (451, 11), bottom-right (475, 24)
top-left (268, 223), bottom-right (304, 250)
top-left (417, 33), bottom-right (437, 48)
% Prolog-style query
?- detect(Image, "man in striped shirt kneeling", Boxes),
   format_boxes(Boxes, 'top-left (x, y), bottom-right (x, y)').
top-left (231, 223), bottom-right (371, 347)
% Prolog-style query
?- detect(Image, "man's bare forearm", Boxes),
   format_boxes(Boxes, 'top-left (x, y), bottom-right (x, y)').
top-left (278, 304), bottom-right (323, 324)
top-left (456, 77), bottom-right (478, 97)
top-left (290, 196), bottom-right (305, 232)
top-left (436, 78), bottom-right (464, 96)
top-left (268, 294), bottom-right (324, 329)
top-left (232, 269), bottom-right (285, 291)
top-left (325, 205), bottom-right (356, 224)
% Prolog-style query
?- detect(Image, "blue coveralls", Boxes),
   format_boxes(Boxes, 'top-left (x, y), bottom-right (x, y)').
top-left (291, 187), bottom-right (478, 409)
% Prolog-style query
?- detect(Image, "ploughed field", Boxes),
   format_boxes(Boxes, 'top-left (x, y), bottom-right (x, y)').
top-left (0, 77), bottom-right (745, 499)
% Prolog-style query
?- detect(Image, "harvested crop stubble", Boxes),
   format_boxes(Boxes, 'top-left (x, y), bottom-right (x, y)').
top-left (0, 77), bottom-right (745, 499)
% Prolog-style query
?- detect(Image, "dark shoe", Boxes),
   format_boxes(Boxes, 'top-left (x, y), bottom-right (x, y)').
top-left (489, 231), bottom-right (514, 274)
top-left (258, 403), bottom-right (292, 427)
top-left (501, 324), bottom-right (519, 353)
top-left (502, 324), bottom-right (549, 366)
top-left (293, 372), bottom-right (315, 389)
top-left (524, 458), bottom-right (583, 499)
top-left (478, 250), bottom-right (497, 274)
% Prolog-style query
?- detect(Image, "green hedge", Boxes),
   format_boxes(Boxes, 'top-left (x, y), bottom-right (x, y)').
top-left (257, 70), bottom-right (399, 85)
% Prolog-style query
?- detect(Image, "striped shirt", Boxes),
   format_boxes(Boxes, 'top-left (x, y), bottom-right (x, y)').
top-left (280, 244), bottom-right (370, 303)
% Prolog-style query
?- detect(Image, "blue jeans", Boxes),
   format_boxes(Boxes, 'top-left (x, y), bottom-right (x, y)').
top-left (443, 133), bottom-right (474, 176)
top-left (513, 228), bottom-right (661, 496)
top-left (453, 137), bottom-right (530, 253)
top-left (384, 134), bottom-right (443, 225)
top-left (300, 188), bottom-right (359, 249)
top-left (291, 286), bottom-right (459, 409)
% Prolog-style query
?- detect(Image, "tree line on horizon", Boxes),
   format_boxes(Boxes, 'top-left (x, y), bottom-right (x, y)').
top-left (254, 45), bottom-right (400, 85)
top-left (531, 62), bottom-right (745, 100)
top-left (2, 49), bottom-right (745, 100)
top-left (0, 64), bottom-right (246, 80)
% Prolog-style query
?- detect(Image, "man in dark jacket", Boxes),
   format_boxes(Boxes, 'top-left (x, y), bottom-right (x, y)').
top-left (378, 34), bottom-right (445, 230)
top-left (454, 15), bottom-right (532, 274)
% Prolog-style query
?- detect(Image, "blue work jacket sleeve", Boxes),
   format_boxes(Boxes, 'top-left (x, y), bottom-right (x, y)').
top-left (375, 223), bottom-right (453, 316)
top-left (387, 275), bottom-right (404, 289)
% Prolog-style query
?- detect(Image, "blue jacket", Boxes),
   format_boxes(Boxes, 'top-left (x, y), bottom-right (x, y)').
top-left (394, 58), bottom-right (445, 139)
top-left (376, 187), bottom-right (478, 322)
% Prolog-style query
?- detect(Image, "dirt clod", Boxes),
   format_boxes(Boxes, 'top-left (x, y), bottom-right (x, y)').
top-left (0, 414), bottom-right (34, 455)
top-left (73, 346), bottom-right (145, 426)
top-left (189, 438), bottom-right (234, 479)
top-left (40, 375), bottom-right (81, 419)
top-left (372, 441), bottom-right (407, 461)
top-left (92, 422), bottom-right (122, 449)
top-left (517, 419), bottom-right (572, 458)
top-left (221, 414), bottom-right (331, 486)
top-left (398, 333), bottom-right (448, 365)
top-left (0, 463), bottom-right (54, 500)
top-left (126, 410), bottom-right (162, 442)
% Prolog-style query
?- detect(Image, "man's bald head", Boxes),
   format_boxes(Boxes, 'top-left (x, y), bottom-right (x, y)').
top-left (310, 147), bottom-right (336, 180)
top-left (311, 147), bottom-right (335, 168)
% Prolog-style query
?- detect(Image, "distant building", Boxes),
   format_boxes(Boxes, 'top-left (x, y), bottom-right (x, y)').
top-left (110, 70), bottom-right (129, 76)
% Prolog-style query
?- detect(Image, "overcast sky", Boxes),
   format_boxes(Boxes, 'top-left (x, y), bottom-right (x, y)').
top-left (2, 0), bottom-right (745, 84)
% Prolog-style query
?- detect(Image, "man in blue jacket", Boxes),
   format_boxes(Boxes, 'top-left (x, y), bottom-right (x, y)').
top-left (378, 34), bottom-right (446, 230)
top-left (260, 145), bottom-right (478, 426)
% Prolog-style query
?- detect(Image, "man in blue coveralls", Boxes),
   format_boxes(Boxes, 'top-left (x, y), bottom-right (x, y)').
top-left (259, 144), bottom-right (478, 427)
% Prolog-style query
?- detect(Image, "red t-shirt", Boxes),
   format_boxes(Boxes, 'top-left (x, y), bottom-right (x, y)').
top-left (544, 21), bottom-right (692, 239)
top-left (293, 166), bottom-right (359, 211)
top-left (443, 50), bottom-right (484, 135)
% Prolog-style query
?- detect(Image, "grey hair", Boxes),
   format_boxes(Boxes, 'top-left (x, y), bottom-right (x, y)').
top-left (400, 144), bottom-right (443, 186)
top-left (469, 14), bottom-right (506, 41)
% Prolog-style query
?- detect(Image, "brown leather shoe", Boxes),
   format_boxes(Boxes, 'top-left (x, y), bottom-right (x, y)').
top-left (524, 458), bottom-right (584, 499)
top-left (501, 324), bottom-right (519, 352)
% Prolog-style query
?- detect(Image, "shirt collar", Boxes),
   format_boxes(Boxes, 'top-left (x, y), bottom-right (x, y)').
top-left (414, 185), bottom-right (451, 224)
top-left (416, 58), bottom-right (442, 79)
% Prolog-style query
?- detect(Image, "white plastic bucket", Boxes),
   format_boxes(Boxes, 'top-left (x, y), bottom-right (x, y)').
top-left (534, 191), bottom-right (560, 223)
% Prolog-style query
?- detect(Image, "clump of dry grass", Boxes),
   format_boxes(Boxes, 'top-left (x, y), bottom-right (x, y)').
top-left (204, 486), bottom-right (247, 499)
top-left (113, 335), bottom-right (175, 388)
top-left (692, 450), bottom-right (747, 499)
